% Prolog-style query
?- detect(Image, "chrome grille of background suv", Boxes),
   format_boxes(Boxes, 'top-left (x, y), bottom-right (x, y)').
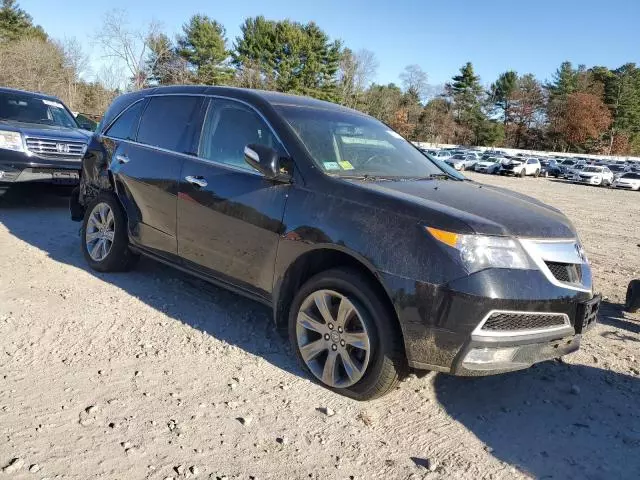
top-left (25, 137), bottom-right (85, 159)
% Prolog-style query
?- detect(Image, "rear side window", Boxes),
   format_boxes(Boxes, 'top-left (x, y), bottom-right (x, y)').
top-left (199, 99), bottom-right (284, 171)
top-left (105, 101), bottom-right (145, 140)
top-left (137, 96), bottom-right (201, 152)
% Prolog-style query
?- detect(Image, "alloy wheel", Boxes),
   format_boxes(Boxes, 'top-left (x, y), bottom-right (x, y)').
top-left (296, 289), bottom-right (371, 388)
top-left (86, 202), bottom-right (115, 262)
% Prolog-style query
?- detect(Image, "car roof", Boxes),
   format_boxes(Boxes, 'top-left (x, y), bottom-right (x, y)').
top-left (0, 86), bottom-right (64, 103)
top-left (138, 85), bottom-right (365, 116)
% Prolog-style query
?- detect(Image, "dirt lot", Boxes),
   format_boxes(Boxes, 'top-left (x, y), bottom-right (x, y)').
top-left (1, 175), bottom-right (639, 480)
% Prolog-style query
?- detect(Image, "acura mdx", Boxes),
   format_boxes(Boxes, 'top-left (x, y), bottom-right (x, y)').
top-left (70, 86), bottom-right (599, 400)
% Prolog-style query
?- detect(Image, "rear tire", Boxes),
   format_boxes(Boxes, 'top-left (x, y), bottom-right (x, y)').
top-left (625, 280), bottom-right (640, 313)
top-left (288, 268), bottom-right (406, 400)
top-left (81, 192), bottom-right (139, 272)
top-left (534, 169), bottom-right (540, 178)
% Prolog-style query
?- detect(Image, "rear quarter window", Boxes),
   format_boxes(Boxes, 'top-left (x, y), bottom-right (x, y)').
top-left (136, 96), bottom-right (201, 152)
top-left (105, 100), bottom-right (145, 140)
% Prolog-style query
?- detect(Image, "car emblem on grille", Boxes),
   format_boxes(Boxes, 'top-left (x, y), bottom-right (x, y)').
top-left (575, 242), bottom-right (587, 262)
top-left (56, 143), bottom-right (70, 153)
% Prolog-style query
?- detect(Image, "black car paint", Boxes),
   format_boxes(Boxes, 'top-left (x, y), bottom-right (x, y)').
top-left (73, 85), bottom-right (593, 372)
top-left (0, 88), bottom-right (89, 187)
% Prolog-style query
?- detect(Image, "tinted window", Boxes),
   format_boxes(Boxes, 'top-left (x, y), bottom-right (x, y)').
top-left (199, 99), bottom-right (284, 171)
top-left (137, 96), bottom-right (201, 152)
top-left (105, 101), bottom-right (145, 140)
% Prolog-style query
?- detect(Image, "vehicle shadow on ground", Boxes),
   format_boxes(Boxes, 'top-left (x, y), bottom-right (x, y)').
top-left (0, 185), bottom-right (303, 379)
top-left (598, 300), bottom-right (640, 337)
top-left (435, 362), bottom-right (640, 479)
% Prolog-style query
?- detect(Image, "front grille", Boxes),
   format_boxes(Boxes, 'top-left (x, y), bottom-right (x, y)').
top-left (545, 261), bottom-right (582, 284)
top-left (25, 137), bottom-right (86, 159)
top-left (481, 312), bottom-right (567, 332)
top-left (502, 164), bottom-right (515, 170)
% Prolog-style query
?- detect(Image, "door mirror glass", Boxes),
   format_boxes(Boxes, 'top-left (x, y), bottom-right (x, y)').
top-left (244, 144), bottom-right (290, 181)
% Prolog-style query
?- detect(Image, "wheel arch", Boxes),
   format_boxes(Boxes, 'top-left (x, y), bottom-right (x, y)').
top-left (273, 246), bottom-right (400, 333)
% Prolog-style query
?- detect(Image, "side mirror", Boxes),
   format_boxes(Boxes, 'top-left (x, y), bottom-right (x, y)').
top-left (244, 144), bottom-right (291, 182)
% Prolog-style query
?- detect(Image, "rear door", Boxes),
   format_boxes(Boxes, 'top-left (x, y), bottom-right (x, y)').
top-left (177, 97), bottom-right (291, 297)
top-left (108, 95), bottom-right (203, 257)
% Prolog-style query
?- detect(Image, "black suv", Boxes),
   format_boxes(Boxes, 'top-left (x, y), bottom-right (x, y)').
top-left (0, 87), bottom-right (90, 196)
top-left (70, 86), bottom-right (599, 400)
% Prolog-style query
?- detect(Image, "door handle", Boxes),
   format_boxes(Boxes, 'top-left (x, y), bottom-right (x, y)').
top-left (116, 154), bottom-right (130, 164)
top-left (185, 175), bottom-right (208, 188)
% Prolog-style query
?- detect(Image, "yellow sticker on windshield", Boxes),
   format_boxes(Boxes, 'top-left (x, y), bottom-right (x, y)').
top-left (339, 160), bottom-right (354, 170)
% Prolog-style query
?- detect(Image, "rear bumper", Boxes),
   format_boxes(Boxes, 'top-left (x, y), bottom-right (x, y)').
top-left (381, 268), bottom-right (597, 375)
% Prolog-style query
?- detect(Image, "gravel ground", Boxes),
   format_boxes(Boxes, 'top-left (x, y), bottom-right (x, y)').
top-left (0, 176), bottom-right (639, 480)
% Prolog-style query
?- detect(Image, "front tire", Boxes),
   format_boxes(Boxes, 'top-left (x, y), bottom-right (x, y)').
top-left (81, 192), bottom-right (138, 272)
top-left (519, 169), bottom-right (526, 178)
top-left (625, 280), bottom-right (640, 313)
top-left (288, 268), bottom-right (406, 400)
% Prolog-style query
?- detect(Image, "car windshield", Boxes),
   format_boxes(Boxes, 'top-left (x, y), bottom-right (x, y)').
top-left (276, 105), bottom-right (445, 178)
top-left (582, 166), bottom-right (602, 172)
top-left (609, 165), bottom-right (626, 171)
top-left (452, 154), bottom-right (466, 159)
top-left (621, 172), bottom-right (640, 179)
top-left (0, 92), bottom-right (78, 128)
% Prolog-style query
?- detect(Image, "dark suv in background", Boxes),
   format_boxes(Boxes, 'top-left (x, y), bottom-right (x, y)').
top-left (70, 86), bottom-right (599, 400)
top-left (0, 87), bottom-right (90, 196)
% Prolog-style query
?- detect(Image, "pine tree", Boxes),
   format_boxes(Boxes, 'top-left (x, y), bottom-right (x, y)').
top-left (0, 0), bottom-right (46, 43)
top-left (489, 70), bottom-right (517, 124)
top-left (177, 14), bottom-right (232, 85)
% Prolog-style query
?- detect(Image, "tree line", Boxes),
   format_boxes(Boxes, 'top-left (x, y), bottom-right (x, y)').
top-left (1, 0), bottom-right (639, 155)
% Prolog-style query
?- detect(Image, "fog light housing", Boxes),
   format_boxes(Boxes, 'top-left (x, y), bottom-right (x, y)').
top-left (462, 347), bottom-right (522, 371)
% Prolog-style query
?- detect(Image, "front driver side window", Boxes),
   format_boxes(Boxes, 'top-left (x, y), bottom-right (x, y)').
top-left (199, 99), bottom-right (284, 171)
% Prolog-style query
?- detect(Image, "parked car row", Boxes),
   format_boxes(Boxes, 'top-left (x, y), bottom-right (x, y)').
top-left (418, 147), bottom-right (640, 191)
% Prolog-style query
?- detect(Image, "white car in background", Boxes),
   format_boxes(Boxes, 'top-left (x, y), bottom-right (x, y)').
top-left (573, 165), bottom-right (614, 186)
top-left (474, 157), bottom-right (502, 174)
top-left (431, 150), bottom-right (452, 160)
top-left (612, 172), bottom-right (640, 191)
top-left (500, 157), bottom-right (541, 177)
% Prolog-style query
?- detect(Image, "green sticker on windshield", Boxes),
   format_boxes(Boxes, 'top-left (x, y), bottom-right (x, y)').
top-left (323, 162), bottom-right (340, 171)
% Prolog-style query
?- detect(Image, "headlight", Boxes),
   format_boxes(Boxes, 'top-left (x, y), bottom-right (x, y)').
top-left (426, 227), bottom-right (533, 273)
top-left (0, 130), bottom-right (24, 152)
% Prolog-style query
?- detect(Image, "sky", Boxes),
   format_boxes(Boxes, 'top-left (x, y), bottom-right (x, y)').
top-left (20, 0), bottom-right (640, 88)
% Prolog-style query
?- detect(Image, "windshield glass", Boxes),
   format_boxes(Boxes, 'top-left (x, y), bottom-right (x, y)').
top-left (276, 105), bottom-right (445, 178)
top-left (621, 172), bottom-right (640, 179)
top-left (582, 166), bottom-right (602, 172)
top-left (0, 92), bottom-right (77, 128)
top-left (609, 164), bottom-right (626, 171)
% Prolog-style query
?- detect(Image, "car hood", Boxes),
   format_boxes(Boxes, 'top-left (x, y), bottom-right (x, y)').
top-left (577, 171), bottom-right (600, 176)
top-left (476, 161), bottom-right (498, 168)
top-left (0, 120), bottom-right (90, 142)
top-left (347, 179), bottom-right (576, 239)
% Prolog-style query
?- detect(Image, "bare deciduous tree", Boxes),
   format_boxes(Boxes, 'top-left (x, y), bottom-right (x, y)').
top-left (338, 48), bottom-right (378, 108)
top-left (400, 64), bottom-right (428, 101)
top-left (94, 9), bottom-right (160, 90)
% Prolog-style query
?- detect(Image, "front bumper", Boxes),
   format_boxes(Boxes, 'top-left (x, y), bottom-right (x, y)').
top-left (574, 176), bottom-right (601, 185)
top-left (382, 267), bottom-right (597, 375)
top-left (1, 150), bottom-right (80, 185)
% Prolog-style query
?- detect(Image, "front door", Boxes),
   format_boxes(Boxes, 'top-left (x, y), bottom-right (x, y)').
top-left (177, 98), bottom-right (291, 296)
